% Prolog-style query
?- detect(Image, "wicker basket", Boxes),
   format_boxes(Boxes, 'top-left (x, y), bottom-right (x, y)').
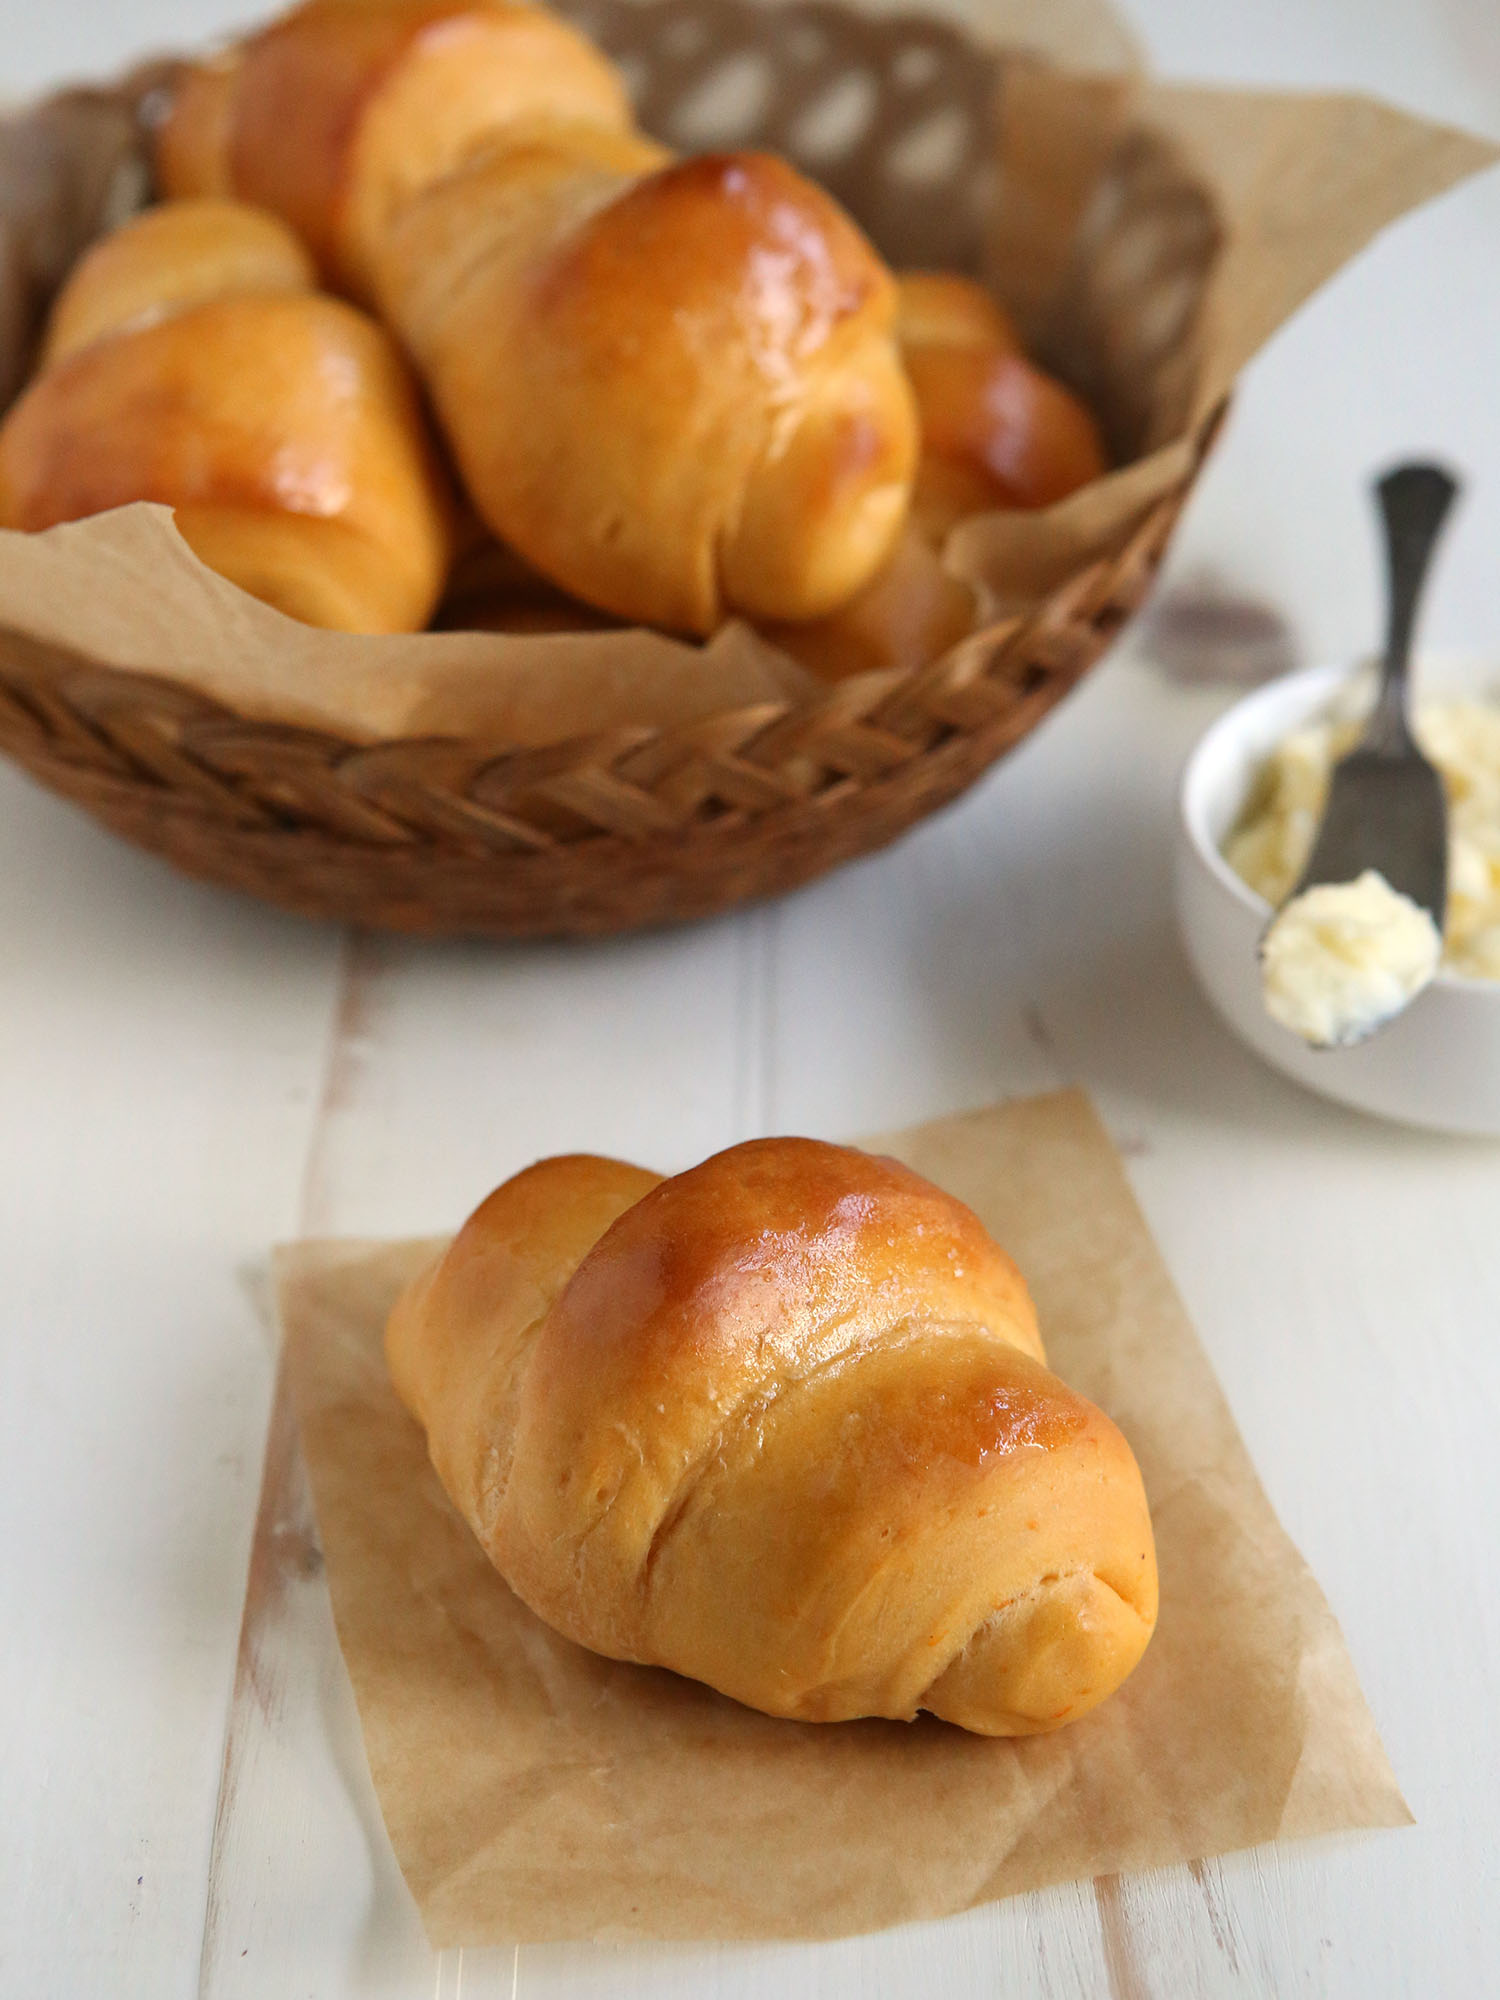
top-left (0, 0), bottom-right (1215, 938)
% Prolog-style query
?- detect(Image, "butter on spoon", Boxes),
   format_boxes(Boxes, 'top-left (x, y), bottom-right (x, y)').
top-left (1261, 869), bottom-right (1442, 1047)
top-left (1260, 462), bottom-right (1457, 1049)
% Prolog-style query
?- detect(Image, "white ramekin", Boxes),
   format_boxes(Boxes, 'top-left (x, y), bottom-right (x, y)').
top-left (1174, 653), bottom-right (1500, 1136)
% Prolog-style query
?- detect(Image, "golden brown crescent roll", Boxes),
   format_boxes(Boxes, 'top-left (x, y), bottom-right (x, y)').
top-left (896, 271), bottom-right (1107, 541)
top-left (382, 140), bottom-right (916, 633)
top-left (157, 0), bottom-right (635, 305)
top-left (155, 0), bottom-right (919, 636)
top-left (896, 269), bottom-right (1023, 354)
top-left (386, 1138), bottom-right (1158, 1735)
top-left (0, 198), bottom-right (452, 633)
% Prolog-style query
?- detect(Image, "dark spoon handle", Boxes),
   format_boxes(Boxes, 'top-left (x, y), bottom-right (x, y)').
top-left (1368, 462), bottom-right (1460, 752)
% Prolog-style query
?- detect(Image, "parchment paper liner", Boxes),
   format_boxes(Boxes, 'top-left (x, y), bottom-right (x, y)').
top-left (275, 1090), bottom-right (1409, 1946)
top-left (0, 0), bottom-right (1494, 750)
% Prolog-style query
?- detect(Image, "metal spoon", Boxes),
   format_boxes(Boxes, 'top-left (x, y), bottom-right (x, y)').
top-left (1294, 462), bottom-right (1457, 914)
top-left (1259, 462), bottom-right (1458, 1047)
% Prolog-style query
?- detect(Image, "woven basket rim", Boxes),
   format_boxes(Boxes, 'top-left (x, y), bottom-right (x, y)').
top-left (0, 449), bottom-right (1208, 825)
top-left (0, 461), bottom-right (1202, 932)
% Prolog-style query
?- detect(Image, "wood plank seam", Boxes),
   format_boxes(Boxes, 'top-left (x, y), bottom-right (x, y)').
top-left (195, 929), bottom-right (373, 1995)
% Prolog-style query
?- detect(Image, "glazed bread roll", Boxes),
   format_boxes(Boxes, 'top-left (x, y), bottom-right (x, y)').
top-left (155, 0), bottom-right (918, 636)
top-left (896, 271), bottom-right (1107, 541)
top-left (383, 139), bottom-right (916, 633)
top-left (387, 1138), bottom-right (1158, 1735)
top-left (157, 0), bottom-right (635, 305)
top-left (0, 199), bottom-right (452, 632)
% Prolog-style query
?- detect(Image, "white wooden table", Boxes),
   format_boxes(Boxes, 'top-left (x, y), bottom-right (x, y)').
top-left (5, 1), bottom-right (1500, 1993)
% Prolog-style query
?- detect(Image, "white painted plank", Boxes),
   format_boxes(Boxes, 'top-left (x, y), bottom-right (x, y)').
top-left (1044, 887), bottom-right (1500, 1998)
top-left (195, 1348), bottom-right (438, 1998)
top-left (299, 916), bottom-right (779, 1238)
top-left (517, 1887), bottom-right (1123, 2000)
top-left (0, 766), bottom-right (339, 1999)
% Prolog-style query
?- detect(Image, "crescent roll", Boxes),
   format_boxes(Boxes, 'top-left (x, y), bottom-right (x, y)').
top-left (0, 198), bottom-right (452, 632)
top-left (154, 0), bottom-right (918, 635)
top-left (387, 1137), bottom-right (1158, 1736)
top-left (896, 270), bottom-right (1107, 540)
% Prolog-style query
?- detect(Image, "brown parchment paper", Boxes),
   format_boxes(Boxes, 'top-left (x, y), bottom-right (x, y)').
top-left (274, 1090), bottom-right (1409, 1947)
top-left (0, 0), bottom-right (1495, 745)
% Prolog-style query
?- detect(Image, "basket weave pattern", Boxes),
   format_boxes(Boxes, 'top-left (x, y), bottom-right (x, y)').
top-left (0, 492), bottom-right (1185, 934)
top-left (0, 0), bottom-right (1206, 937)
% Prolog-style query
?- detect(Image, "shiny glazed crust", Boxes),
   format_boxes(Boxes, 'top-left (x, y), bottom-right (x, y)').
top-left (204, 0), bottom-right (635, 300)
top-left (384, 144), bottom-right (917, 632)
top-left (154, 0), bottom-right (919, 635)
top-left (0, 200), bottom-right (453, 634)
top-left (386, 1138), bottom-right (1158, 1735)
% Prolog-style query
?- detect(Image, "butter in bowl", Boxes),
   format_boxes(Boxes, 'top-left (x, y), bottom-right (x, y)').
top-left (1176, 655), bottom-right (1500, 1135)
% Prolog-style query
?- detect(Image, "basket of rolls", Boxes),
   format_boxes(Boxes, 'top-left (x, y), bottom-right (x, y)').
top-left (0, 0), bottom-right (1489, 936)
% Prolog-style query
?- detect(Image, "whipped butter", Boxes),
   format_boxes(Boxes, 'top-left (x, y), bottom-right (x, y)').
top-left (1227, 697), bottom-right (1500, 981)
top-left (1259, 870), bottom-right (1443, 1046)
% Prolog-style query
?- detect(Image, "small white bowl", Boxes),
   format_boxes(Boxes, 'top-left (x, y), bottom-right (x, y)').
top-left (1175, 653), bottom-right (1500, 1136)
